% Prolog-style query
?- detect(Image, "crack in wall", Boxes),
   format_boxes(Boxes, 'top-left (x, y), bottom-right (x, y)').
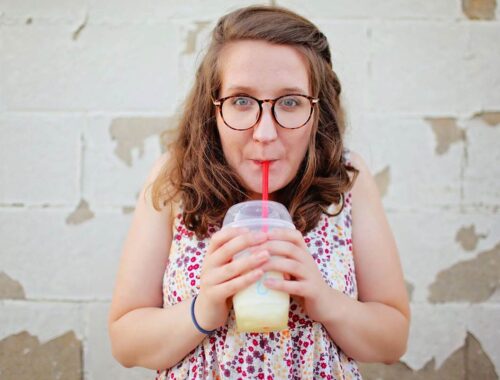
top-left (72, 11), bottom-right (88, 41)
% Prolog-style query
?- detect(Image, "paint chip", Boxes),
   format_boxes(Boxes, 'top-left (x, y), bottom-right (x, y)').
top-left (110, 117), bottom-right (173, 166)
top-left (0, 331), bottom-right (82, 379)
top-left (359, 332), bottom-right (498, 379)
top-left (183, 21), bottom-right (210, 55)
top-left (462, 0), bottom-right (497, 20)
top-left (122, 206), bottom-right (135, 214)
top-left (405, 280), bottom-right (414, 302)
top-left (374, 166), bottom-right (390, 198)
top-left (426, 118), bottom-right (465, 155)
top-left (473, 111), bottom-right (500, 126)
top-left (455, 224), bottom-right (487, 251)
top-left (428, 243), bottom-right (500, 303)
top-left (0, 272), bottom-right (26, 299)
top-left (66, 199), bottom-right (95, 225)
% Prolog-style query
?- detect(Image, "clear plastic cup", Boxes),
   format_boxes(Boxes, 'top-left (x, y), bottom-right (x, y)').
top-left (222, 200), bottom-right (295, 333)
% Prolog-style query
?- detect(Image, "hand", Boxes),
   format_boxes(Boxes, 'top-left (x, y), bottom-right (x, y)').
top-left (257, 228), bottom-right (334, 323)
top-left (195, 228), bottom-right (270, 331)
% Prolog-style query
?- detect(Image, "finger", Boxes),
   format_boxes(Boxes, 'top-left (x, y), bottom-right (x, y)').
top-left (208, 227), bottom-right (249, 254)
top-left (257, 240), bottom-right (304, 261)
top-left (210, 231), bottom-right (268, 266)
top-left (259, 256), bottom-right (304, 279)
top-left (267, 228), bottom-right (308, 249)
top-left (215, 268), bottom-right (265, 299)
top-left (209, 250), bottom-right (270, 285)
top-left (262, 277), bottom-right (307, 297)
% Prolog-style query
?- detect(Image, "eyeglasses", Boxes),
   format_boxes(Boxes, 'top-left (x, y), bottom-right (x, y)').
top-left (213, 94), bottom-right (319, 131)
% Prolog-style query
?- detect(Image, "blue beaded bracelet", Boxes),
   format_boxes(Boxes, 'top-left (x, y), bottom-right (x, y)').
top-left (191, 295), bottom-right (217, 335)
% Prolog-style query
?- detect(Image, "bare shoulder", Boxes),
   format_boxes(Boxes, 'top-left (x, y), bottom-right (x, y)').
top-left (346, 150), bottom-right (380, 204)
top-left (109, 152), bottom-right (174, 323)
top-left (347, 150), bottom-right (410, 318)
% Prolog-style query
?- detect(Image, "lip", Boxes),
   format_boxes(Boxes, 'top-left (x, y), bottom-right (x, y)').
top-left (250, 159), bottom-right (278, 165)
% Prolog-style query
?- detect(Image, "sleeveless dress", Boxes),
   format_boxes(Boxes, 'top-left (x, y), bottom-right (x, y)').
top-left (156, 151), bottom-right (362, 380)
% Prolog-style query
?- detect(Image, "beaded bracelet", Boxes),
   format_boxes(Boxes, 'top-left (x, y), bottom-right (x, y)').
top-left (190, 295), bottom-right (217, 335)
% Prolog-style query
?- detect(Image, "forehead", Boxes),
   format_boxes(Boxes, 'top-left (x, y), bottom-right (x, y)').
top-left (218, 40), bottom-right (311, 96)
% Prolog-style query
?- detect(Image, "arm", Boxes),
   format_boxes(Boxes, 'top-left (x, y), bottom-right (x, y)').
top-left (108, 154), bottom-right (206, 370)
top-left (321, 151), bottom-right (410, 363)
top-left (108, 154), bottom-right (272, 370)
top-left (260, 151), bottom-right (410, 364)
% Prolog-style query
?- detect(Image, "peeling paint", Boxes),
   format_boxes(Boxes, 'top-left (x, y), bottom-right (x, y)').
top-left (405, 280), bottom-right (414, 302)
top-left (455, 224), bottom-right (487, 251)
top-left (109, 117), bottom-right (171, 166)
top-left (72, 12), bottom-right (88, 41)
top-left (462, 0), bottom-right (497, 20)
top-left (473, 111), bottom-right (500, 126)
top-left (426, 117), bottom-right (465, 155)
top-left (66, 199), bottom-right (95, 225)
top-left (183, 21), bottom-right (210, 55)
top-left (0, 272), bottom-right (26, 299)
top-left (374, 166), bottom-right (390, 198)
top-left (122, 206), bottom-right (135, 214)
top-left (359, 332), bottom-right (498, 379)
top-left (428, 243), bottom-right (500, 303)
top-left (0, 331), bottom-right (82, 379)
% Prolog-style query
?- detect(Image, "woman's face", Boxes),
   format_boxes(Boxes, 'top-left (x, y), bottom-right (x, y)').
top-left (216, 40), bottom-right (314, 199)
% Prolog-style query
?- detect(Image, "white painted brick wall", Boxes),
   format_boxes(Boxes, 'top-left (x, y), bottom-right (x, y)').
top-left (1, 1), bottom-right (499, 379)
top-left (0, 114), bottom-right (81, 205)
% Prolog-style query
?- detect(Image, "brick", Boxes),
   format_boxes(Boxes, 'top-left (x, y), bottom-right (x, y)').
top-left (1, 22), bottom-right (179, 111)
top-left (315, 21), bottom-right (370, 120)
top-left (368, 22), bottom-right (468, 115)
top-left (275, 0), bottom-right (461, 20)
top-left (0, 0), bottom-right (87, 24)
top-left (346, 116), bottom-right (463, 209)
top-left (0, 208), bottom-right (131, 300)
top-left (464, 24), bottom-right (500, 112)
top-left (85, 303), bottom-right (154, 379)
top-left (0, 301), bottom-right (84, 342)
top-left (0, 114), bottom-right (81, 205)
top-left (87, 0), bottom-right (269, 22)
top-left (463, 115), bottom-right (500, 207)
top-left (83, 115), bottom-right (166, 207)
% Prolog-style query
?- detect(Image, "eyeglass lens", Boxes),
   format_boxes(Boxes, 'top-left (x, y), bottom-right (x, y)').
top-left (220, 95), bottom-right (312, 130)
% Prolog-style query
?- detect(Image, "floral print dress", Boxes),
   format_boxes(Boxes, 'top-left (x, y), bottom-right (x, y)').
top-left (156, 152), bottom-right (362, 380)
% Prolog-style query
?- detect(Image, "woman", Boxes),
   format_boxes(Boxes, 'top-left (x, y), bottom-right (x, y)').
top-left (108, 5), bottom-right (410, 379)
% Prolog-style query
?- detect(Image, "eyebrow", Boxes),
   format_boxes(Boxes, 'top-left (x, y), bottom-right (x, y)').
top-left (226, 85), bottom-right (308, 94)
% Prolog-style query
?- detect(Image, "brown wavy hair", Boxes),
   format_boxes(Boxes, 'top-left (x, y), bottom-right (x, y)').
top-left (151, 5), bottom-right (358, 239)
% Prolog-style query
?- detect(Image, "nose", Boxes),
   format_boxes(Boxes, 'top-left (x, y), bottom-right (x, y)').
top-left (252, 103), bottom-right (278, 143)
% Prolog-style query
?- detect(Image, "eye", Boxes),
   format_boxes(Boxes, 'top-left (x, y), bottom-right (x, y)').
top-left (231, 96), bottom-right (254, 107)
top-left (279, 96), bottom-right (301, 108)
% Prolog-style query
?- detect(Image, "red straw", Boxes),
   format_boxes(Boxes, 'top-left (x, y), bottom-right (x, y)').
top-left (261, 161), bottom-right (269, 232)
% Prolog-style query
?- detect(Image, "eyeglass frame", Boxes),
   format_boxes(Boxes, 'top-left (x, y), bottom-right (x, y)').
top-left (213, 94), bottom-right (320, 131)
